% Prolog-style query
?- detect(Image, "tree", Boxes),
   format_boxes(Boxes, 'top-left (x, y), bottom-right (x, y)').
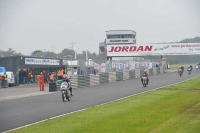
top-left (180, 37), bottom-right (200, 43)
top-left (0, 48), bottom-right (19, 57)
top-left (61, 49), bottom-right (74, 58)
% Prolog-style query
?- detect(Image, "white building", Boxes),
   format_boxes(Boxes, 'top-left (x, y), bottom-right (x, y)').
top-left (99, 30), bottom-right (136, 53)
top-left (105, 30), bottom-right (136, 44)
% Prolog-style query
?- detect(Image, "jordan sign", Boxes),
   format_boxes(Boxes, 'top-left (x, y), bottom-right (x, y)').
top-left (107, 43), bottom-right (200, 56)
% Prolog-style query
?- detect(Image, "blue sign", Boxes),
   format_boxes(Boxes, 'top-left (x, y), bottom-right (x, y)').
top-left (119, 63), bottom-right (123, 69)
top-left (108, 63), bottom-right (111, 68)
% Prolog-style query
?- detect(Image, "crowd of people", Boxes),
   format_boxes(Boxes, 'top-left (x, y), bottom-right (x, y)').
top-left (18, 68), bottom-right (65, 85)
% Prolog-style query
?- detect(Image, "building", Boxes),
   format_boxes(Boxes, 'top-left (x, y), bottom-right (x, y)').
top-left (99, 30), bottom-right (137, 60)
top-left (99, 30), bottom-right (136, 54)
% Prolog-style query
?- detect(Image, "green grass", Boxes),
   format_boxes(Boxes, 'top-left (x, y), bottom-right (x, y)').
top-left (10, 77), bottom-right (200, 133)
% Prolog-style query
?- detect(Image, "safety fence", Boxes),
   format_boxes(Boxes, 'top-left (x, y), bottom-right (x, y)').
top-left (70, 67), bottom-right (163, 89)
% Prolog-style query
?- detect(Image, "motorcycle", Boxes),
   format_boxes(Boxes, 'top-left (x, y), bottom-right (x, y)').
top-left (196, 66), bottom-right (199, 70)
top-left (141, 74), bottom-right (148, 87)
top-left (188, 67), bottom-right (192, 75)
top-left (60, 82), bottom-right (72, 102)
top-left (178, 69), bottom-right (183, 77)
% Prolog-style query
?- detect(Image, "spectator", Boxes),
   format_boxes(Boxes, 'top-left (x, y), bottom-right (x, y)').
top-left (19, 70), bottom-right (23, 84)
top-left (28, 71), bottom-right (33, 84)
top-left (22, 70), bottom-right (27, 84)
top-left (0, 74), bottom-right (2, 88)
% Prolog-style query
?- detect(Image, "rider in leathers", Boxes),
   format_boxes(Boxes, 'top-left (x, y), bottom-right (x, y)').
top-left (62, 75), bottom-right (73, 96)
top-left (178, 66), bottom-right (184, 74)
top-left (141, 70), bottom-right (149, 85)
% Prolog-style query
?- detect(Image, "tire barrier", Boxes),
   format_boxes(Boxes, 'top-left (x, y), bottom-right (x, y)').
top-left (108, 72), bottom-right (116, 83)
top-left (153, 67), bottom-right (157, 75)
top-left (135, 69), bottom-right (140, 78)
top-left (99, 73), bottom-right (109, 84)
top-left (123, 70), bottom-right (129, 80)
top-left (52, 67), bottom-right (165, 90)
top-left (129, 70), bottom-right (135, 79)
top-left (49, 82), bottom-right (57, 92)
top-left (149, 68), bottom-right (153, 76)
top-left (156, 67), bottom-right (160, 74)
top-left (116, 71), bottom-right (123, 81)
top-left (160, 67), bottom-right (164, 73)
top-left (71, 76), bottom-right (78, 89)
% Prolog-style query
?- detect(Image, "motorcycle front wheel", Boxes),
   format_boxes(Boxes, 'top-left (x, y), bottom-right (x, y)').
top-left (62, 92), bottom-right (66, 102)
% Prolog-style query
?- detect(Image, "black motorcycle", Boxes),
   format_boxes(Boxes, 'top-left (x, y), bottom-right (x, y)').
top-left (178, 69), bottom-right (183, 77)
top-left (141, 74), bottom-right (148, 87)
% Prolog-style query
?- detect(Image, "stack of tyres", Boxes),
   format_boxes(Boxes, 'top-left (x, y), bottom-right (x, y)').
top-left (49, 82), bottom-right (57, 92)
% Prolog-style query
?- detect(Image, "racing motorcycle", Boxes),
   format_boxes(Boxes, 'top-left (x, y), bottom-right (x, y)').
top-left (178, 69), bottom-right (183, 77)
top-left (141, 74), bottom-right (148, 87)
top-left (188, 67), bottom-right (192, 75)
top-left (60, 82), bottom-right (72, 102)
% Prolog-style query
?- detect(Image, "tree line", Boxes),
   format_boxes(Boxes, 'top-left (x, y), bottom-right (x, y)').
top-left (0, 48), bottom-right (98, 60)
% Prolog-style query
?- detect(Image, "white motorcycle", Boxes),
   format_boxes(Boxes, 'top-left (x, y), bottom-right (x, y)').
top-left (60, 82), bottom-right (72, 102)
top-left (188, 67), bottom-right (192, 75)
top-left (196, 66), bottom-right (199, 70)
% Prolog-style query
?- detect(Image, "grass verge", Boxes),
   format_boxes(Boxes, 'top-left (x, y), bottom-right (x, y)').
top-left (10, 77), bottom-right (200, 133)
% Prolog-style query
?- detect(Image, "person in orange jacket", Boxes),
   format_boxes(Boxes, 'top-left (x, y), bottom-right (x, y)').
top-left (38, 72), bottom-right (44, 91)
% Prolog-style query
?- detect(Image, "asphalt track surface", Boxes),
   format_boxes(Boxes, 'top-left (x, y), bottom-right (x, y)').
top-left (0, 70), bottom-right (200, 132)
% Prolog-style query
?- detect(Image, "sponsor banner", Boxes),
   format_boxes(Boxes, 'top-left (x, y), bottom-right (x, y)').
top-left (94, 63), bottom-right (99, 69)
top-left (148, 63), bottom-right (153, 69)
top-left (63, 60), bottom-right (78, 66)
top-left (129, 63), bottom-right (135, 70)
top-left (107, 43), bottom-right (200, 56)
top-left (25, 58), bottom-right (60, 65)
top-left (119, 63), bottom-right (123, 69)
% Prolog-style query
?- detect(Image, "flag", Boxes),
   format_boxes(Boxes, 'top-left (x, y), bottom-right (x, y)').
top-left (85, 47), bottom-right (88, 60)
top-left (74, 47), bottom-right (77, 59)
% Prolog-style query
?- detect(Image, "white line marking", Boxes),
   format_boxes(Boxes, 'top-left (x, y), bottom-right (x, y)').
top-left (3, 76), bottom-right (200, 133)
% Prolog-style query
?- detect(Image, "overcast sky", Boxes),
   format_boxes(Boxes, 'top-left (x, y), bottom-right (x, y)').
top-left (0, 0), bottom-right (200, 55)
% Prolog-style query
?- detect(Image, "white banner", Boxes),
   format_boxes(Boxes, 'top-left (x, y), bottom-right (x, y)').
top-left (25, 58), bottom-right (60, 65)
top-left (107, 43), bottom-right (200, 56)
top-left (94, 63), bottom-right (99, 69)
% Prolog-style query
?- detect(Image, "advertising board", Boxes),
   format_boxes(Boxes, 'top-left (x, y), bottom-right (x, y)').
top-left (107, 43), bottom-right (200, 56)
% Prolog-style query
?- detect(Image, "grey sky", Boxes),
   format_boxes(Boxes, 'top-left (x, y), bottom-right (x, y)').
top-left (0, 0), bottom-right (200, 55)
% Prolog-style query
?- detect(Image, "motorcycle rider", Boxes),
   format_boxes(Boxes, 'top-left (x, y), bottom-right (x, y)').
top-left (141, 70), bottom-right (149, 85)
top-left (178, 66), bottom-right (184, 74)
top-left (196, 65), bottom-right (199, 70)
top-left (188, 65), bottom-right (192, 72)
top-left (62, 74), bottom-right (73, 96)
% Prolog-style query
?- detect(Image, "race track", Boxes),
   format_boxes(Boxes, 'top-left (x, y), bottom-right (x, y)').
top-left (0, 70), bottom-right (200, 132)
